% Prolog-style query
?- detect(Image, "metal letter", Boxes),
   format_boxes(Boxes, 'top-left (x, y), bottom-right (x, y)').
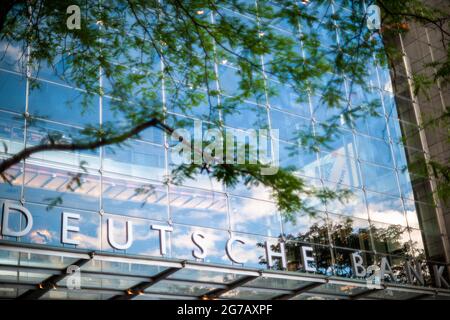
top-left (61, 212), bottom-right (80, 245)
top-left (225, 236), bottom-right (246, 264)
top-left (351, 253), bottom-right (367, 277)
top-left (107, 219), bottom-right (133, 250)
top-left (191, 232), bottom-right (207, 259)
top-left (151, 225), bottom-right (173, 255)
top-left (380, 257), bottom-right (396, 282)
top-left (433, 265), bottom-right (450, 289)
top-left (301, 246), bottom-right (317, 272)
top-left (1, 201), bottom-right (33, 237)
top-left (265, 241), bottom-right (286, 269)
top-left (405, 260), bottom-right (424, 286)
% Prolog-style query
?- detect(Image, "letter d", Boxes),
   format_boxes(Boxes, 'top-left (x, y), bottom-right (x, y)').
top-left (1, 201), bottom-right (33, 237)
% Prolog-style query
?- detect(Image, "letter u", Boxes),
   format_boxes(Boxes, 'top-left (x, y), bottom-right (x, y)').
top-left (107, 219), bottom-right (133, 250)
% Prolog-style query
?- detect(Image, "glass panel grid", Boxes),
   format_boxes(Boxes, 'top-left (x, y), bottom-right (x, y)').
top-left (0, 0), bottom-right (437, 297)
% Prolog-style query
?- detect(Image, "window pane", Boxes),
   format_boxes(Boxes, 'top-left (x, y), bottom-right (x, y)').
top-left (26, 119), bottom-right (100, 169)
top-left (356, 134), bottom-right (393, 167)
top-left (328, 214), bottom-right (372, 251)
top-left (371, 221), bottom-right (410, 256)
top-left (23, 163), bottom-right (100, 212)
top-left (360, 162), bottom-right (399, 196)
top-left (170, 224), bottom-right (229, 265)
top-left (283, 212), bottom-right (329, 246)
top-left (103, 140), bottom-right (165, 181)
top-left (365, 191), bottom-right (407, 226)
top-left (0, 71), bottom-right (26, 113)
top-left (319, 152), bottom-right (361, 187)
top-left (102, 174), bottom-right (167, 221)
top-left (230, 196), bottom-right (281, 237)
top-left (170, 186), bottom-right (228, 229)
top-left (28, 80), bottom-right (98, 126)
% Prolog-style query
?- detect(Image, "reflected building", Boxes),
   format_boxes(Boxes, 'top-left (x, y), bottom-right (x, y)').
top-left (0, 1), bottom-right (449, 300)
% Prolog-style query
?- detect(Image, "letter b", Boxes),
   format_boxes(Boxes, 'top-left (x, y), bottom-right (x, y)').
top-left (351, 253), bottom-right (367, 277)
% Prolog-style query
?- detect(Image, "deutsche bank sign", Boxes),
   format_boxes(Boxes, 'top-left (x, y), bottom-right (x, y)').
top-left (1, 201), bottom-right (449, 289)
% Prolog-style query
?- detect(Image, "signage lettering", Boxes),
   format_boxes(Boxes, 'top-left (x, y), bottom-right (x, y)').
top-left (1, 202), bottom-right (33, 237)
top-left (61, 212), bottom-right (80, 245)
top-left (1, 201), bottom-right (449, 289)
top-left (225, 236), bottom-right (246, 264)
top-left (108, 218), bottom-right (133, 250)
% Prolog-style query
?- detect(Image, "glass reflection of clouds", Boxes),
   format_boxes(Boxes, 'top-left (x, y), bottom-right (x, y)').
top-left (365, 191), bottom-right (408, 226)
top-left (170, 186), bottom-right (227, 229)
top-left (318, 152), bottom-right (361, 188)
top-left (23, 163), bottom-right (100, 211)
top-left (228, 232), bottom-right (271, 269)
top-left (229, 196), bottom-right (281, 237)
top-left (171, 224), bottom-right (229, 265)
top-left (0, 0), bottom-right (433, 284)
top-left (102, 174), bottom-right (168, 221)
top-left (322, 182), bottom-right (367, 219)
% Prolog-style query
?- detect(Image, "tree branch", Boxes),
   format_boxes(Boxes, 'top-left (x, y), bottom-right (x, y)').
top-left (0, 117), bottom-right (172, 174)
top-left (0, 0), bottom-right (24, 34)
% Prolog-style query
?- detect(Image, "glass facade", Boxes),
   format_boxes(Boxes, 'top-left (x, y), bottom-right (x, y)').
top-left (0, 0), bottom-right (449, 299)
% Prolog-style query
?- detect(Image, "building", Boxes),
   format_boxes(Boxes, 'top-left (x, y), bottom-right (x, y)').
top-left (0, 1), bottom-right (449, 300)
top-left (385, 0), bottom-right (450, 265)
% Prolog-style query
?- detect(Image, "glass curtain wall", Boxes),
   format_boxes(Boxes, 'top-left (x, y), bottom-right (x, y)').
top-left (0, 0), bottom-right (443, 286)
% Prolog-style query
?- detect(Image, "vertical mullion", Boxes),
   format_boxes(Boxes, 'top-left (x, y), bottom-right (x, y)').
top-left (374, 52), bottom-right (415, 258)
top-left (210, 10), bottom-right (233, 235)
top-left (157, 0), bottom-right (172, 258)
top-left (254, 0), bottom-right (283, 240)
top-left (337, 0), bottom-right (379, 263)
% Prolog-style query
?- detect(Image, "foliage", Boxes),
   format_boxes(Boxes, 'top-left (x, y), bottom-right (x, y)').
top-left (0, 0), bottom-right (448, 220)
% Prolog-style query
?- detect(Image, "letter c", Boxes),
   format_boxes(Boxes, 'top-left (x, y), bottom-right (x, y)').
top-left (226, 236), bottom-right (246, 264)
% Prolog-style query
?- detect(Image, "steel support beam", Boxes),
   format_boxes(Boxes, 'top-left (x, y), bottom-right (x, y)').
top-left (2, 241), bottom-right (450, 300)
top-left (200, 275), bottom-right (259, 300)
top-left (350, 288), bottom-right (380, 300)
top-left (110, 267), bottom-right (181, 300)
top-left (272, 281), bottom-right (326, 300)
top-left (16, 254), bottom-right (93, 300)
top-left (407, 293), bottom-right (434, 300)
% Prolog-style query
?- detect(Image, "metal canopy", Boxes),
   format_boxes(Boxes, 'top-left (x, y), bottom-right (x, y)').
top-left (201, 275), bottom-right (260, 300)
top-left (17, 254), bottom-right (93, 300)
top-left (110, 267), bottom-right (182, 300)
top-left (273, 281), bottom-right (326, 300)
top-left (1, 242), bottom-right (449, 300)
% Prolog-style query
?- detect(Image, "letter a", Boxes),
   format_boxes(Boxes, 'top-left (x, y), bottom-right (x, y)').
top-left (66, 5), bottom-right (81, 30)
top-left (366, 5), bottom-right (381, 31)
